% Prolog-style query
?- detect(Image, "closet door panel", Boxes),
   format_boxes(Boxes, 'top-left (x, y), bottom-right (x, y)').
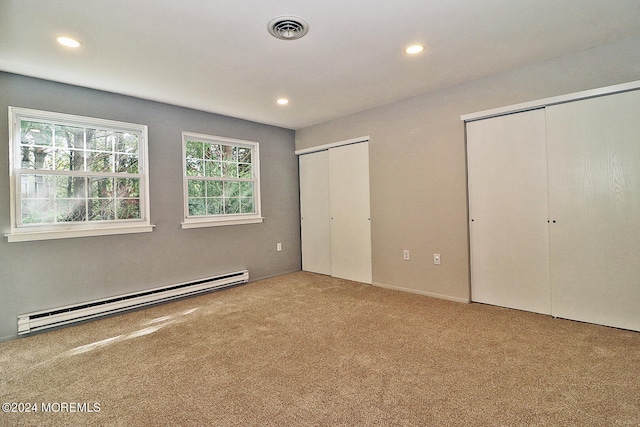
top-left (467, 109), bottom-right (551, 314)
top-left (299, 151), bottom-right (332, 275)
top-left (329, 142), bottom-right (372, 284)
top-left (547, 90), bottom-right (640, 331)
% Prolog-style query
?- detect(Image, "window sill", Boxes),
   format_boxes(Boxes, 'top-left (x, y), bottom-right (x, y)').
top-left (5, 224), bottom-right (155, 243)
top-left (181, 216), bottom-right (264, 229)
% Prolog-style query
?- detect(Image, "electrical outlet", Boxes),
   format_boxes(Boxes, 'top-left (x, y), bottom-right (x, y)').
top-left (433, 253), bottom-right (441, 265)
top-left (277, 242), bottom-right (282, 252)
top-left (403, 250), bottom-right (410, 261)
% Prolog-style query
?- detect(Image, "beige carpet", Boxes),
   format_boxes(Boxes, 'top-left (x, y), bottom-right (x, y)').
top-left (1, 271), bottom-right (639, 426)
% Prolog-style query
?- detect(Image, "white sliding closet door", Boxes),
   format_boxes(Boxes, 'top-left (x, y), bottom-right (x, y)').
top-left (467, 109), bottom-right (551, 314)
top-left (299, 141), bottom-right (372, 283)
top-left (546, 90), bottom-right (640, 331)
top-left (299, 151), bottom-right (332, 275)
top-left (329, 142), bottom-right (372, 284)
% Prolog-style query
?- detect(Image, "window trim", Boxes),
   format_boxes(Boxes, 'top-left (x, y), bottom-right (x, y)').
top-left (6, 107), bottom-right (153, 242)
top-left (181, 131), bottom-right (263, 229)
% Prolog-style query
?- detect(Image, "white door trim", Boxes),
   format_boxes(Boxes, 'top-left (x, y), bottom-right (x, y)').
top-left (295, 136), bottom-right (370, 155)
top-left (461, 80), bottom-right (640, 122)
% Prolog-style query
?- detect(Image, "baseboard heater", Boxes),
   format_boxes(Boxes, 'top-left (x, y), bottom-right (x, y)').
top-left (17, 270), bottom-right (249, 336)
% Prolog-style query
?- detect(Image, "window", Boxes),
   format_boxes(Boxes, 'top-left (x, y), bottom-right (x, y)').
top-left (7, 107), bottom-right (152, 242)
top-left (181, 132), bottom-right (262, 228)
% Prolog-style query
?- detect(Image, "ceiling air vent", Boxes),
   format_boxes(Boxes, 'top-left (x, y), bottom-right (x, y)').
top-left (268, 16), bottom-right (309, 40)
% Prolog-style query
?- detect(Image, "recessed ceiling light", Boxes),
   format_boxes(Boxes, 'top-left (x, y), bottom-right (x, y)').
top-left (277, 98), bottom-right (289, 105)
top-left (56, 36), bottom-right (82, 48)
top-left (404, 44), bottom-right (425, 55)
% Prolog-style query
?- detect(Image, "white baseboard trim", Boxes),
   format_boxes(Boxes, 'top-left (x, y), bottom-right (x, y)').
top-left (249, 269), bottom-right (304, 283)
top-left (372, 282), bottom-right (470, 303)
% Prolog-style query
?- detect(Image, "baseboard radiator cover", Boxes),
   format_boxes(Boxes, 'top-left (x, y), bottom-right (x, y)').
top-left (17, 270), bottom-right (249, 335)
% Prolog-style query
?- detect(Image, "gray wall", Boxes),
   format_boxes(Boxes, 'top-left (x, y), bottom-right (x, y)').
top-left (296, 35), bottom-right (640, 302)
top-left (0, 72), bottom-right (301, 341)
top-left (4, 34), bottom-right (640, 341)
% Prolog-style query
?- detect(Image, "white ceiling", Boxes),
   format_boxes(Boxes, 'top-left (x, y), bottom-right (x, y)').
top-left (1, 1), bottom-right (640, 130)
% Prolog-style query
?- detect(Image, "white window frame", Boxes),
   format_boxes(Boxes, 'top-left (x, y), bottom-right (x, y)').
top-left (6, 107), bottom-right (153, 242)
top-left (181, 131), bottom-right (263, 228)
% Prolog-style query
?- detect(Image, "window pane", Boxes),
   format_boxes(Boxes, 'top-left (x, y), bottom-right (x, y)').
top-left (57, 199), bottom-right (86, 222)
top-left (87, 151), bottom-right (113, 173)
top-left (186, 140), bottom-right (203, 159)
top-left (240, 182), bottom-right (253, 197)
top-left (89, 199), bottom-right (115, 221)
top-left (89, 177), bottom-right (114, 198)
top-left (54, 148), bottom-right (86, 171)
top-left (222, 162), bottom-right (238, 178)
top-left (21, 174), bottom-right (53, 198)
top-left (186, 158), bottom-right (203, 176)
top-left (224, 197), bottom-right (240, 214)
top-left (56, 125), bottom-right (85, 149)
top-left (117, 199), bottom-right (140, 219)
top-left (188, 198), bottom-right (206, 216)
top-left (204, 143), bottom-right (221, 160)
top-left (21, 146), bottom-right (55, 170)
top-left (115, 154), bottom-right (138, 173)
top-left (53, 148), bottom-right (71, 171)
top-left (237, 147), bottom-right (251, 163)
top-left (205, 161), bottom-right (222, 177)
top-left (238, 163), bottom-right (252, 178)
top-left (240, 197), bottom-right (254, 213)
top-left (221, 145), bottom-right (237, 162)
top-left (188, 179), bottom-right (205, 197)
top-left (21, 121), bottom-right (53, 147)
top-left (115, 132), bottom-right (139, 154)
top-left (56, 176), bottom-right (86, 198)
top-left (87, 129), bottom-right (115, 151)
top-left (207, 198), bottom-right (223, 215)
top-left (206, 181), bottom-right (223, 197)
top-left (116, 178), bottom-right (140, 198)
top-left (224, 181), bottom-right (240, 197)
top-left (21, 199), bottom-right (55, 224)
